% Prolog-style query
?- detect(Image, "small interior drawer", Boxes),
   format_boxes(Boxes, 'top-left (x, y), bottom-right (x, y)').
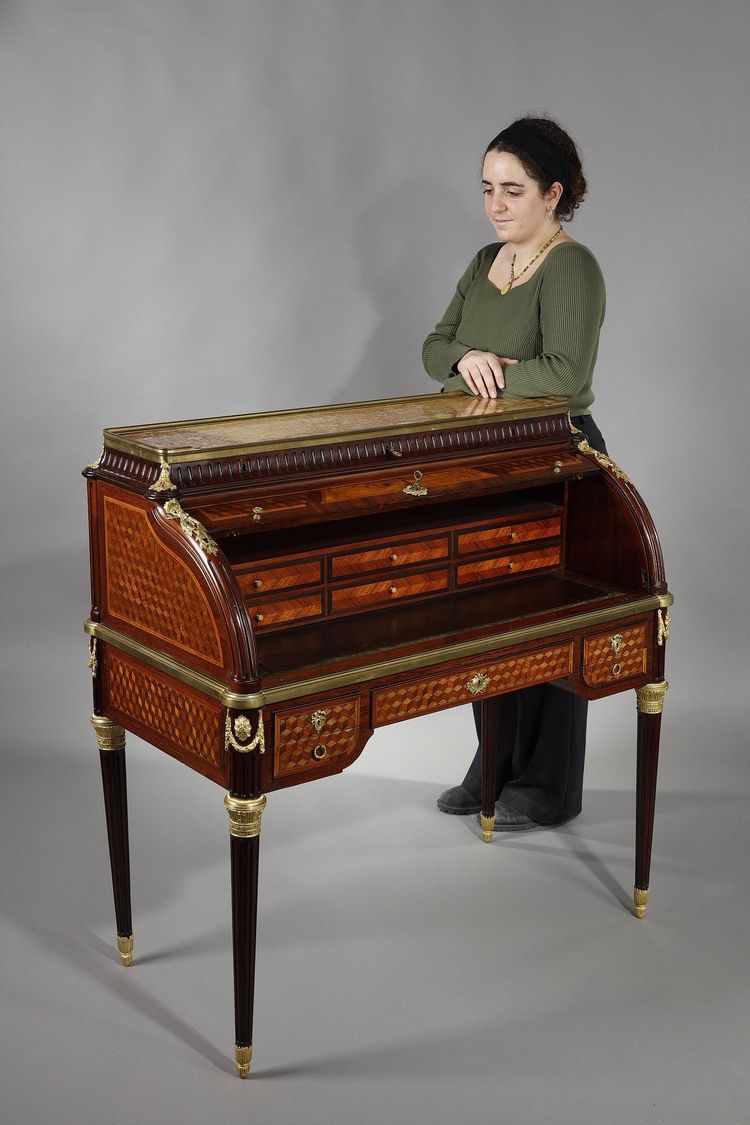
top-left (457, 516), bottom-right (562, 555)
top-left (457, 546), bottom-right (560, 585)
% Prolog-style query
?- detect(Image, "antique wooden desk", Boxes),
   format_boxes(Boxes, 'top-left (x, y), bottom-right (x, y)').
top-left (83, 392), bottom-right (672, 1078)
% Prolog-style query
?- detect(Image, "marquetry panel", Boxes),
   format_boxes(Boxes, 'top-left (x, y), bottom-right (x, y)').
top-left (235, 558), bottom-right (322, 596)
top-left (331, 536), bottom-right (449, 579)
top-left (274, 728), bottom-right (360, 778)
top-left (456, 547), bottom-right (560, 585)
top-left (274, 698), bottom-right (360, 744)
top-left (372, 643), bottom-right (573, 725)
top-left (246, 592), bottom-right (323, 629)
top-left (103, 495), bottom-right (224, 665)
top-left (457, 517), bottom-right (562, 554)
top-left (331, 568), bottom-right (449, 613)
top-left (107, 652), bottom-right (224, 776)
top-left (582, 624), bottom-right (648, 686)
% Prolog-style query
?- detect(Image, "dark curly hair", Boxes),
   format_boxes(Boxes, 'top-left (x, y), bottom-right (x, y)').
top-left (484, 116), bottom-right (587, 222)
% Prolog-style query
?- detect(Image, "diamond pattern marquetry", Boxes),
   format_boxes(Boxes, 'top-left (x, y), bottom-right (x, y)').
top-left (274, 728), bottom-right (359, 778)
top-left (108, 653), bottom-right (224, 773)
top-left (274, 699), bottom-right (360, 743)
top-left (373, 644), bottom-right (573, 725)
top-left (103, 495), bottom-right (223, 665)
top-left (582, 625), bottom-right (648, 686)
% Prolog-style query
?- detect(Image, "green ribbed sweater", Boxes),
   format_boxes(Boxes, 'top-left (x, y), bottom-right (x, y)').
top-left (422, 242), bottom-right (606, 416)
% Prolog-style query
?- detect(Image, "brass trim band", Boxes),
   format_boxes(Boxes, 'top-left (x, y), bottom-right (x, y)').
top-left (480, 814), bottom-right (495, 843)
top-left (117, 934), bottom-right (134, 966)
top-left (90, 715), bottom-right (126, 752)
top-left (634, 888), bottom-right (650, 919)
top-left (84, 590), bottom-right (674, 710)
top-left (635, 681), bottom-right (669, 715)
top-left (225, 794), bottom-right (266, 839)
top-left (235, 1045), bottom-right (253, 1078)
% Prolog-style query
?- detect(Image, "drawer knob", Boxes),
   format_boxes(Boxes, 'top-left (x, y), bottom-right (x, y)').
top-left (254, 612), bottom-right (264, 623)
top-left (466, 671), bottom-right (490, 695)
top-left (312, 744), bottom-right (328, 761)
top-left (508, 561), bottom-right (515, 570)
top-left (610, 634), bottom-right (624, 655)
top-left (612, 663), bottom-right (622, 676)
top-left (508, 531), bottom-right (517, 540)
top-left (253, 578), bottom-right (263, 589)
top-left (388, 585), bottom-right (398, 595)
top-left (390, 553), bottom-right (399, 562)
top-left (252, 506), bottom-right (263, 521)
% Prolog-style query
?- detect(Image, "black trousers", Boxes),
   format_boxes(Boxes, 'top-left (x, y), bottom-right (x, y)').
top-left (460, 414), bottom-right (608, 824)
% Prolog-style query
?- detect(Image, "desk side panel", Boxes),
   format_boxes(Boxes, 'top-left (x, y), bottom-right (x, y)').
top-left (100, 645), bottom-right (229, 786)
top-left (91, 480), bottom-right (258, 686)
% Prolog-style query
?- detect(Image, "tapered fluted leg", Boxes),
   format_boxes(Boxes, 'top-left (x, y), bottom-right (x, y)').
top-left (634, 682), bottom-right (668, 918)
top-left (479, 696), bottom-right (502, 842)
top-left (91, 716), bottom-right (133, 964)
top-left (225, 794), bottom-right (266, 1077)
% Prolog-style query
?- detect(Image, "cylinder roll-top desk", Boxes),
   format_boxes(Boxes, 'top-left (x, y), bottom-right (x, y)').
top-left (83, 392), bottom-right (672, 1078)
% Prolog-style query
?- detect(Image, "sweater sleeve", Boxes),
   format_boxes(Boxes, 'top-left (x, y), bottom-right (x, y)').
top-left (421, 250), bottom-right (486, 394)
top-left (500, 245), bottom-right (606, 400)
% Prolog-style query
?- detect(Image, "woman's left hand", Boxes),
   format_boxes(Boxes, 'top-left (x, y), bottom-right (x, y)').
top-left (456, 350), bottom-right (518, 398)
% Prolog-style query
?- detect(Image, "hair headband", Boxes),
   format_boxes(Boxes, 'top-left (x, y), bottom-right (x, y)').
top-left (492, 123), bottom-right (569, 194)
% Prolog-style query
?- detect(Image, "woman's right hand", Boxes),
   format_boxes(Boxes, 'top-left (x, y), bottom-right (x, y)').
top-left (456, 350), bottom-right (518, 398)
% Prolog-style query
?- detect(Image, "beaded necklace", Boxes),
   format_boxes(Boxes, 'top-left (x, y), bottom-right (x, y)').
top-left (499, 226), bottom-right (563, 295)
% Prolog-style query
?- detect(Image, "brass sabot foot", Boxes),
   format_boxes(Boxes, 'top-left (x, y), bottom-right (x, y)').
top-left (480, 814), bottom-right (495, 843)
top-left (235, 1044), bottom-right (252, 1078)
top-left (117, 934), bottom-right (134, 966)
top-left (634, 888), bottom-right (650, 919)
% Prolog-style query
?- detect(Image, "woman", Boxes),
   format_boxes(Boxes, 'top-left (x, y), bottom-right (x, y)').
top-left (422, 116), bottom-right (608, 832)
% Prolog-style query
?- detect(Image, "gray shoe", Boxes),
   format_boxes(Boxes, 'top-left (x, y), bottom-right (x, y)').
top-left (437, 785), bottom-right (482, 815)
top-left (478, 799), bottom-right (538, 832)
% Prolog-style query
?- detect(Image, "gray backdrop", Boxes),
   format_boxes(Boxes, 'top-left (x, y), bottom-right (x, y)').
top-left (2, 2), bottom-right (749, 1123)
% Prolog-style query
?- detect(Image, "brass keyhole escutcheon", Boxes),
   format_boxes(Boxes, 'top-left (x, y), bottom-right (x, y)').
top-left (610, 634), bottom-right (624, 655)
top-left (252, 506), bottom-right (263, 521)
top-left (466, 672), bottom-right (490, 695)
top-left (310, 710), bottom-right (328, 734)
top-left (253, 578), bottom-right (263, 588)
top-left (553, 460), bottom-right (564, 474)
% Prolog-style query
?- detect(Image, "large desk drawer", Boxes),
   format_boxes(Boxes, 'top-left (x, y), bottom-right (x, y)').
top-left (372, 643), bottom-right (574, 725)
top-left (273, 697), bottom-right (361, 779)
top-left (582, 624), bottom-right (648, 686)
